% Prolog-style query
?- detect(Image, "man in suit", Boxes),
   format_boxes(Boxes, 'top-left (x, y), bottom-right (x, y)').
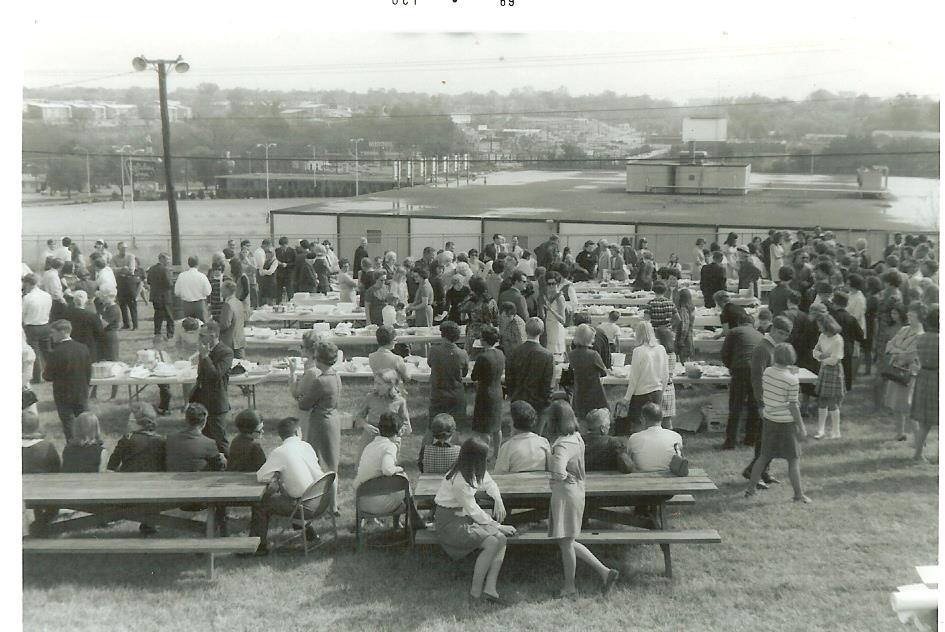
top-left (112, 241), bottom-right (140, 330)
top-left (701, 251), bottom-right (728, 308)
top-left (353, 237), bottom-right (370, 276)
top-left (147, 252), bottom-right (175, 337)
top-left (534, 234), bottom-right (560, 270)
top-left (481, 234), bottom-right (504, 263)
top-left (828, 291), bottom-right (866, 392)
top-left (190, 321), bottom-right (233, 456)
top-left (720, 311), bottom-right (764, 450)
top-left (63, 290), bottom-right (104, 362)
top-left (275, 236), bottom-right (296, 301)
top-left (497, 271), bottom-right (530, 322)
top-left (506, 317), bottom-right (555, 436)
top-left (216, 281), bottom-right (245, 359)
top-left (43, 319), bottom-right (91, 441)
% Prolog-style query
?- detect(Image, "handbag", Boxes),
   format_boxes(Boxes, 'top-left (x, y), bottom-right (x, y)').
top-left (881, 362), bottom-right (911, 386)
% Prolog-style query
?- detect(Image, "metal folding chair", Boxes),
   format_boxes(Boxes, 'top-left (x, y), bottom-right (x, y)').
top-left (353, 475), bottom-right (412, 553)
top-left (272, 471), bottom-right (337, 555)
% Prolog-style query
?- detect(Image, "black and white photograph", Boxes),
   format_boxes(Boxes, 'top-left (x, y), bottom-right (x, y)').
top-left (10, 2), bottom-right (942, 630)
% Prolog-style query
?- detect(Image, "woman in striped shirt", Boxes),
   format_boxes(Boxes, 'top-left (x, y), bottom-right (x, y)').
top-left (745, 342), bottom-right (811, 503)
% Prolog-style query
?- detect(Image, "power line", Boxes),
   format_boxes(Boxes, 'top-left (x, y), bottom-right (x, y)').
top-left (28, 72), bottom-right (139, 90)
top-left (22, 149), bottom-right (941, 163)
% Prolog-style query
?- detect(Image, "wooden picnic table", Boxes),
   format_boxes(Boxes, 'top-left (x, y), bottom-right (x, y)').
top-left (23, 473), bottom-right (266, 578)
top-left (413, 469), bottom-right (720, 577)
top-left (248, 309), bottom-right (366, 328)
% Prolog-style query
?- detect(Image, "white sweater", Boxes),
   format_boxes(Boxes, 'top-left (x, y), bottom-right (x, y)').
top-left (624, 344), bottom-right (669, 398)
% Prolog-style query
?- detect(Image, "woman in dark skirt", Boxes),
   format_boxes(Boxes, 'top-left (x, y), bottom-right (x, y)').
top-left (746, 343), bottom-right (811, 503)
top-left (292, 336), bottom-right (343, 513)
top-left (911, 306), bottom-right (939, 462)
top-left (471, 325), bottom-right (505, 459)
top-left (90, 288), bottom-right (120, 400)
top-left (428, 321), bottom-right (469, 428)
top-left (567, 324), bottom-right (608, 420)
top-left (432, 437), bottom-right (516, 603)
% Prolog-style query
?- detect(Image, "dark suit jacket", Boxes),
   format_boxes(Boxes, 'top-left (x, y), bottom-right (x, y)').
top-left (191, 342), bottom-right (233, 415)
top-left (593, 329), bottom-right (612, 369)
top-left (165, 428), bottom-right (223, 472)
top-left (43, 338), bottom-right (91, 407)
top-left (146, 263), bottom-right (173, 304)
top-left (830, 307), bottom-right (865, 360)
top-left (497, 287), bottom-right (529, 322)
top-left (482, 243), bottom-right (498, 263)
top-left (64, 305), bottom-right (105, 362)
top-left (296, 258), bottom-right (317, 292)
top-left (700, 263), bottom-right (727, 307)
top-left (506, 340), bottom-right (554, 411)
top-left (353, 246), bottom-right (370, 274)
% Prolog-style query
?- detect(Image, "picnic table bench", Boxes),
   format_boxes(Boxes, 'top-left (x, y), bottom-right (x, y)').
top-left (22, 472), bottom-right (267, 579)
top-left (412, 470), bottom-right (720, 578)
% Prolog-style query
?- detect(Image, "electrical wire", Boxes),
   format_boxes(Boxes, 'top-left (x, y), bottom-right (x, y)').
top-left (27, 72), bottom-right (139, 90)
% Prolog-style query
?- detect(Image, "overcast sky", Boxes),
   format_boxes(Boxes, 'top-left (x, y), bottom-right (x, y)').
top-left (17, 3), bottom-right (944, 101)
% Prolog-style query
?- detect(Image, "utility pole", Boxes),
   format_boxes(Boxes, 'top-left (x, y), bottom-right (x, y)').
top-left (257, 142), bottom-right (277, 210)
top-left (350, 138), bottom-right (364, 196)
top-left (132, 54), bottom-right (189, 265)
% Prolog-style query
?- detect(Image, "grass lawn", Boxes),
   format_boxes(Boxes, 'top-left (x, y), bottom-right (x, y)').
top-left (22, 313), bottom-right (939, 632)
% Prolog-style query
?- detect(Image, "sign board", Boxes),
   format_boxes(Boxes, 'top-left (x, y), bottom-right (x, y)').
top-left (682, 117), bottom-right (727, 143)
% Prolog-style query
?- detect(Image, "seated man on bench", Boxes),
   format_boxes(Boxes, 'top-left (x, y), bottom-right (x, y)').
top-left (626, 403), bottom-right (685, 529)
top-left (581, 409), bottom-right (634, 473)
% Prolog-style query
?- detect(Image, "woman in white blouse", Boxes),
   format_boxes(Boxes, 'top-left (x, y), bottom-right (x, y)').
top-left (812, 316), bottom-right (845, 439)
top-left (768, 233), bottom-right (785, 280)
top-left (433, 437), bottom-right (516, 603)
top-left (692, 239), bottom-right (707, 281)
top-left (614, 321), bottom-right (668, 436)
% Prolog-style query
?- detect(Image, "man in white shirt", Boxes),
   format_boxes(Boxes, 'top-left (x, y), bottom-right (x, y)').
top-left (253, 239), bottom-right (269, 271)
top-left (42, 239), bottom-right (58, 264)
top-left (321, 240), bottom-right (339, 273)
top-left (174, 256), bottom-right (212, 321)
top-left (53, 237), bottom-right (72, 264)
top-left (494, 401), bottom-right (550, 473)
top-left (41, 258), bottom-right (65, 304)
top-left (92, 256), bottom-right (117, 296)
top-left (627, 402), bottom-right (683, 473)
top-left (251, 417), bottom-right (325, 555)
top-left (22, 274), bottom-right (53, 383)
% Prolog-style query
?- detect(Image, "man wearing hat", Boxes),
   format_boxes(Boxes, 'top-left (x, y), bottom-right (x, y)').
top-left (737, 246), bottom-right (761, 295)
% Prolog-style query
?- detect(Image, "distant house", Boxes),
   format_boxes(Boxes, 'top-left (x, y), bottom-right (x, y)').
top-left (23, 101), bottom-right (72, 124)
top-left (22, 173), bottom-right (45, 193)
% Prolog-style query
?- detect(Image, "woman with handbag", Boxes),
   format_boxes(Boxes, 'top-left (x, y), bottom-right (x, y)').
top-left (884, 302), bottom-right (926, 441)
top-left (613, 321), bottom-right (668, 436)
top-left (911, 306), bottom-right (938, 462)
top-left (873, 271), bottom-right (907, 409)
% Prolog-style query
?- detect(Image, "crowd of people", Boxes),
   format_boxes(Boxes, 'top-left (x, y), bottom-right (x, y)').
top-left (21, 226), bottom-right (939, 599)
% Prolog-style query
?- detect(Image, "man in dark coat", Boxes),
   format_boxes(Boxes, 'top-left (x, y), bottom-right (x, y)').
top-left (700, 251), bottom-right (728, 308)
top-left (427, 321), bottom-right (470, 427)
top-left (353, 237), bottom-right (370, 276)
top-left (828, 291), bottom-right (866, 392)
top-left (190, 321), bottom-right (233, 456)
top-left (497, 271), bottom-right (530, 322)
top-left (63, 292), bottom-right (104, 362)
top-left (506, 317), bottom-right (555, 436)
top-left (43, 319), bottom-right (91, 441)
top-left (534, 234), bottom-right (560, 270)
top-left (147, 252), bottom-right (175, 337)
top-left (720, 311), bottom-right (764, 450)
top-left (275, 236), bottom-right (296, 301)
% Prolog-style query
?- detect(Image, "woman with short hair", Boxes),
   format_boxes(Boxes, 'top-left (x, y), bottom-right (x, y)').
top-left (291, 335), bottom-right (343, 513)
top-left (471, 325), bottom-right (505, 458)
top-left (567, 324), bottom-right (608, 420)
top-left (462, 276), bottom-right (498, 359)
top-left (432, 437), bottom-right (516, 603)
top-left (745, 343), bottom-right (811, 503)
top-left (543, 271), bottom-right (568, 359)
